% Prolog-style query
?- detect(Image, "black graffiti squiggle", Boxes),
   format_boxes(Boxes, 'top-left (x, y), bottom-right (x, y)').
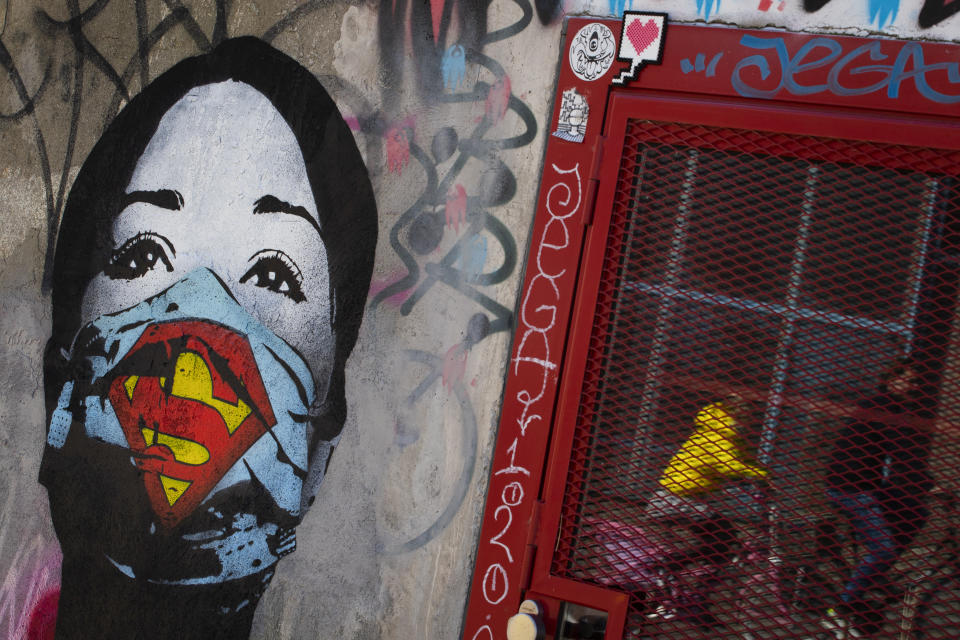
top-left (135, 0), bottom-right (149, 88)
top-left (400, 209), bottom-right (517, 324)
top-left (369, 143), bottom-right (442, 308)
top-left (39, 7), bottom-right (129, 102)
top-left (262, 0), bottom-right (326, 43)
top-left (0, 40), bottom-right (55, 262)
top-left (53, 0), bottom-right (86, 281)
top-left (482, 0), bottom-right (532, 45)
top-left (35, 0), bottom-right (112, 29)
top-left (0, 63), bottom-right (48, 121)
top-left (805, 0), bottom-right (960, 28)
top-left (160, 0), bottom-right (211, 52)
top-left (370, 48), bottom-right (536, 318)
top-left (534, 0), bottom-right (563, 25)
top-left (100, 7), bottom-right (214, 133)
top-left (35, 1), bottom-right (104, 289)
top-left (920, 0), bottom-right (960, 28)
top-left (10, 0), bottom-right (91, 292)
top-left (212, 0), bottom-right (228, 46)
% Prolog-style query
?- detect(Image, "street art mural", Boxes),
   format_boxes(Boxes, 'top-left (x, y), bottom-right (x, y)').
top-left (0, 0), bottom-right (548, 638)
top-left (3, 1), bottom-right (960, 639)
top-left (37, 37), bottom-right (377, 638)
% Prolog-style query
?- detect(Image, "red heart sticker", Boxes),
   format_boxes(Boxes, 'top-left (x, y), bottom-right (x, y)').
top-left (626, 18), bottom-right (659, 55)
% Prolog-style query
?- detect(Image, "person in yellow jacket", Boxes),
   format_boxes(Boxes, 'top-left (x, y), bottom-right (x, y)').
top-left (659, 393), bottom-right (768, 496)
top-left (646, 393), bottom-right (768, 565)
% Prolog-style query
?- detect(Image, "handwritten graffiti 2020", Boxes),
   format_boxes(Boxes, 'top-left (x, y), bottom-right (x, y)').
top-left (469, 162), bottom-right (582, 637)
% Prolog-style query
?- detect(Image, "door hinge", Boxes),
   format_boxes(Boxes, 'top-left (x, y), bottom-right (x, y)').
top-left (583, 135), bottom-right (607, 227)
top-left (518, 499), bottom-right (546, 591)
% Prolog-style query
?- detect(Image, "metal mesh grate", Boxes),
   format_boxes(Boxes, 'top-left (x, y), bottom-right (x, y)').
top-left (552, 120), bottom-right (960, 639)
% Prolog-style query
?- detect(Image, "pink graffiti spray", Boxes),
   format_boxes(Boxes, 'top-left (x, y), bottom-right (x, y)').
top-left (0, 537), bottom-right (62, 640)
top-left (385, 124), bottom-right (412, 174)
top-left (442, 343), bottom-right (468, 389)
top-left (485, 75), bottom-right (511, 124)
top-left (368, 271), bottom-right (416, 306)
top-left (446, 184), bottom-right (468, 232)
top-left (758, 0), bottom-right (785, 10)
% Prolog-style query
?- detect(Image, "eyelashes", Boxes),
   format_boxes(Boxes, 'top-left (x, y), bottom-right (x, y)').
top-left (105, 232), bottom-right (175, 280)
top-left (239, 249), bottom-right (306, 303)
top-left (105, 234), bottom-right (306, 303)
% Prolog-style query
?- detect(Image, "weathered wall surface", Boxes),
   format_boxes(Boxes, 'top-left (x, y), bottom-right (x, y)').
top-left (0, 1), bottom-right (958, 640)
top-left (0, 2), bottom-right (564, 638)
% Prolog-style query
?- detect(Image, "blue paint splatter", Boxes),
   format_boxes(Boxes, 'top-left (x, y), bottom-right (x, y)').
top-left (458, 233), bottom-right (488, 281)
top-left (442, 44), bottom-right (466, 91)
top-left (869, 0), bottom-right (899, 29)
top-left (696, 0), bottom-right (721, 20)
top-left (705, 52), bottom-right (723, 76)
top-left (609, 0), bottom-right (631, 15)
top-left (680, 52), bottom-right (723, 77)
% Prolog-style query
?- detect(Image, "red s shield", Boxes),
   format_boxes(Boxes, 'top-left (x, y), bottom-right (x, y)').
top-left (108, 320), bottom-right (277, 529)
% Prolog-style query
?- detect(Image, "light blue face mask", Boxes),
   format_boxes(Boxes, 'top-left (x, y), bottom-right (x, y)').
top-left (45, 268), bottom-right (335, 584)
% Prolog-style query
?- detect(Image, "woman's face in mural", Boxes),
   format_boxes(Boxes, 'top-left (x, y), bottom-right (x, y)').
top-left (45, 80), bottom-right (340, 587)
top-left (41, 38), bottom-right (377, 637)
top-left (81, 81), bottom-right (333, 385)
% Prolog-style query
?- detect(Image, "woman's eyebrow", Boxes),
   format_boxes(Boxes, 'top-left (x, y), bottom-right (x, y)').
top-left (253, 195), bottom-right (321, 235)
top-left (121, 189), bottom-right (184, 210)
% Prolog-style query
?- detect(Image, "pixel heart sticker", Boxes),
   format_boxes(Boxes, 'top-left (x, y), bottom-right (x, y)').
top-left (626, 19), bottom-right (660, 57)
top-left (612, 12), bottom-right (667, 86)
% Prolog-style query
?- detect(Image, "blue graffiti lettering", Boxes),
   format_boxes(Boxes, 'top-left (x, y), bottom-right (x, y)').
top-left (826, 42), bottom-right (891, 97)
top-left (696, 0), bottom-right (721, 20)
top-left (731, 35), bottom-right (960, 104)
top-left (681, 52), bottom-right (723, 77)
top-left (869, 0), bottom-right (899, 29)
top-left (609, 0), bottom-right (631, 16)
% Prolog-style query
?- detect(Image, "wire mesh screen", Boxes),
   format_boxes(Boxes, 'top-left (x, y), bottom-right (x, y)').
top-left (552, 120), bottom-right (960, 639)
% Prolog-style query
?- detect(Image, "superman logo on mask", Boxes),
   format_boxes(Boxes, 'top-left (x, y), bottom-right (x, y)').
top-left (108, 320), bottom-right (277, 529)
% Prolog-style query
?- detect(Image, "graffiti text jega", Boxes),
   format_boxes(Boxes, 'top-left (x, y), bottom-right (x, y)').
top-left (732, 34), bottom-right (960, 104)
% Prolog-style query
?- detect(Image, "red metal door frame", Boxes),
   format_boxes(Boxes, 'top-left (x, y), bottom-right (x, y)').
top-left (462, 17), bottom-right (960, 640)
top-left (533, 91), bottom-right (960, 639)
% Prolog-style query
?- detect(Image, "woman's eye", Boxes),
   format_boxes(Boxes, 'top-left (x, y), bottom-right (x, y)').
top-left (240, 250), bottom-right (305, 303)
top-left (105, 232), bottom-right (174, 280)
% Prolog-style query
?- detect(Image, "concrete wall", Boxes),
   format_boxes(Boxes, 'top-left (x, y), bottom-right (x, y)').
top-left (0, 1), bottom-right (958, 639)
